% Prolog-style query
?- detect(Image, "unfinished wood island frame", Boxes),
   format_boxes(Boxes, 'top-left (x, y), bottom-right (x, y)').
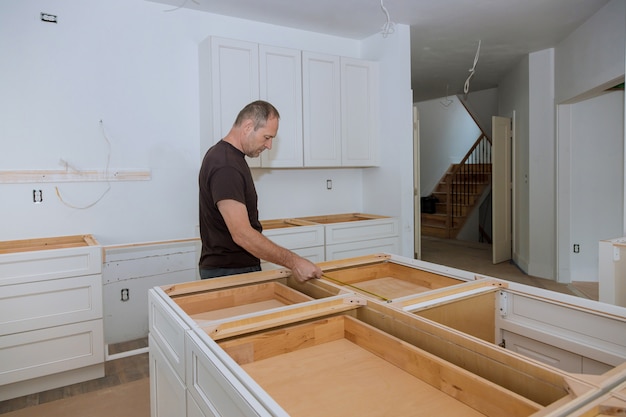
top-left (148, 253), bottom-right (626, 417)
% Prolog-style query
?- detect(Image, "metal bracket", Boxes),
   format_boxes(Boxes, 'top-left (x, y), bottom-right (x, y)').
top-left (498, 291), bottom-right (508, 317)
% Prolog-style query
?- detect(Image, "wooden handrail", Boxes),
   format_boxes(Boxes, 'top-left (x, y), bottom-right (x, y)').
top-left (444, 133), bottom-right (492, 237)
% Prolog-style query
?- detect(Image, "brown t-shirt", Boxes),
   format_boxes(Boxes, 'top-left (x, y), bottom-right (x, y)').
top-left (198, 140), bottom-right (262, 269)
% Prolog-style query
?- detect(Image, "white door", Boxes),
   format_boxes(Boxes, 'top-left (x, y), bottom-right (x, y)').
top-left (413, 105), bottom-right (421, 259)
top-left (492, 116), bottom-right (512, 264)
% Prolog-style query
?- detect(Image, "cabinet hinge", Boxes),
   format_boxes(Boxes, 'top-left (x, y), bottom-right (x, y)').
top-left (498, 291), bottom-right (508, 317)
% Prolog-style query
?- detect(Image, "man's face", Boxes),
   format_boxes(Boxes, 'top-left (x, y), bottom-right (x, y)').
top-left (242, 116), bottom-right (278, 158)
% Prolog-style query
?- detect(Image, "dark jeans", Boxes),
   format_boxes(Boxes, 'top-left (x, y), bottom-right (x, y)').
top-left (199, 265), bottom-right (262, 279)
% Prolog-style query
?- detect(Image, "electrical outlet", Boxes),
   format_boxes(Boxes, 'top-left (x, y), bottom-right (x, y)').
top-left (573, 244), bottom-right (580, 253)
top-left (121, 288), bottom-right (130, 302)
top-left (40, 12), bottom-right (57, 23)
top-left (33, 189), bottom-right (43, 203)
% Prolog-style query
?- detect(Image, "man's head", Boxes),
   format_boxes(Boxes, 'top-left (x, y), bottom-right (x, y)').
top-left (234, 101), bottom-right (280, 158)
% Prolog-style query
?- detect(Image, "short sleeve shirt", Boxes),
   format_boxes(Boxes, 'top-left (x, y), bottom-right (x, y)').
top-left (198, 140), bottom-right (262, 269)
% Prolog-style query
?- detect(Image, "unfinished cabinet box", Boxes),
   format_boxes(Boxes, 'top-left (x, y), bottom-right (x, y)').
top-left (396, 282), bottom-right (625, 375)
top-left (296, 213), bottom-right (400, 260)
top-left (260, 218), bottom-right (325, 270)
top-left (149, 253), bottom-right (626, 416)
top-left (0, 235), bottom-right (104, 401)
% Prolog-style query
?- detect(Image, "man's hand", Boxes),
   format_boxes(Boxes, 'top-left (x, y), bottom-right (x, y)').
top-left (289, 256), bottom-right (323, 284)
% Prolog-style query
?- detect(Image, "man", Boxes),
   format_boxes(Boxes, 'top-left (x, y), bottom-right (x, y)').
top-left (198, 100), bottom-right (323, 282)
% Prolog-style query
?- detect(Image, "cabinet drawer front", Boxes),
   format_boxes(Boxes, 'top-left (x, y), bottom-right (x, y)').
top-left (0, 320), bottom-right (104, 385)
top-left (149, 289), bottom-right (190, 381)
top-left (324, 218), bottom-right (399, 245)
top-left (0, 246), bottom-right (102, 286)
top-left (263, 225), bottom-right (324, 249)
top-left (325, 236), bottom-right (399, 261)
top-left (0, 275), bottom-right (103, 335)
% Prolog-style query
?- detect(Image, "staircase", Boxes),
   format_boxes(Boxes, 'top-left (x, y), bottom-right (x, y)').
top-left (421, 134), bottom-right (492, 239)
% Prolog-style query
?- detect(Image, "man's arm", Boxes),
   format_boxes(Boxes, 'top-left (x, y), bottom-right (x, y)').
top-left (217, 199), bottom-right (322, 283)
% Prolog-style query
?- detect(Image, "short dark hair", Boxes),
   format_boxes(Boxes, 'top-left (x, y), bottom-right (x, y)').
top-left (234, 100), bottom-right (280, 130)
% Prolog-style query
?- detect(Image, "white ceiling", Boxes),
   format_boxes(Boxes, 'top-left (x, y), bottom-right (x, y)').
top-left (149, 0), bottom-right (610, 102)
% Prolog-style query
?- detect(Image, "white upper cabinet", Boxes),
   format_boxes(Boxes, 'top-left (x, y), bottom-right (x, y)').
top-left (260, 45), bottom-right (303, 168)
top-left (200, 36), bottom-right (380, 168)
top-left (200, 37), bottom-right (260, 166)
top-left (302, 52), bottom-right (342, 167)
top-left (341, 57), bottom-right (380, 167)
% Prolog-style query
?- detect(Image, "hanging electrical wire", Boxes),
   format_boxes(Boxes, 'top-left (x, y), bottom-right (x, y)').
top-left (164, 0), bottom-right (200, 13)
top-left (440, 85), bottom-right (453, 108)
top-left (55, 120), bottom-right (112, 209)
top-left (463, 40), bottom-right (481, 95)
top-left (380, 0), bottom-right (395, 38)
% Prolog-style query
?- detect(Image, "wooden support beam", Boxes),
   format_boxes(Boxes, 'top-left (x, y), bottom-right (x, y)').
top-left (0, 169), bottom-right (151, 183)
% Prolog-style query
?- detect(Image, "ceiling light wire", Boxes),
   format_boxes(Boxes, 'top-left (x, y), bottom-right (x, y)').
top-left (380, 0), bottom-right (395, 38)
top-left (163, 0), bottom-right (200, 13)
top-left (463, 40), bottom-right (481, 95)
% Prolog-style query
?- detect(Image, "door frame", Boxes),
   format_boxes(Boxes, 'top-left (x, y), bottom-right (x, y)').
top-left (413, 105), bottom-right (421, 259)
top-left (492, 114), bottom-right (515, 264)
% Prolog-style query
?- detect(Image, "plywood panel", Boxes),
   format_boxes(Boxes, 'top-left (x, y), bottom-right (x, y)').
top-left (242, 338), bottom-right (485, 417)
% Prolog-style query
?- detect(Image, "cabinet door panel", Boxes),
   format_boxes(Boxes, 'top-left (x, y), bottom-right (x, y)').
top-left (201, 37), bottom-right (260, 167)
top-left (302, 52), bottom-right (341, 167)
top-left (260, 45), bottom-right (303, 167)
top-left (149, 334), bottom-right (186, 417)
top-left (210, 38), bottom-right (259, 142)
top-left (341, 57), bottom-right (379, 167)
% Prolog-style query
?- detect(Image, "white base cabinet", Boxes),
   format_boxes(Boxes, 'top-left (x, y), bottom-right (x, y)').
top-left (149, 253), bottom-right (626, 417)
top-left (261, 214), bottom-right (400, 266)
top-left (296, 213), bottom-right (400, 261)
top-left (260, 219), bottom-right (325, 270)
top-left (0, 235), bottom-right (104, 401)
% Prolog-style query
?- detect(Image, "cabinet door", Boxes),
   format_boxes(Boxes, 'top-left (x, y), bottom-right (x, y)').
top-left (302, 52), bottom-right (341, 167)
top-left (259, 45), bottom-right (303, 167)
top-left (149, 335), bottom-right (186, 417)
top-left (206, 37), bottom-right (260, 167)
top-left (341, 57), bottom-right (379, 167)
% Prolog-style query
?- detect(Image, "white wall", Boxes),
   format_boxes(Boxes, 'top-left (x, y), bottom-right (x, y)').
top-left (555, 0), bottom-right (625, 103)
top-left (567, 91), bottom-right (624, 282)
top-left (528, 49), bottom-right (556, 279)
top-left (361, 24), bottom-right (415, 258)
top-left (0, 0), bottom-right (413, 257)
top-left (554, 0), bottom-right (626, 282)
top-left (416, 95), bottom-right (481, 196)
top-left (460, 88), bottom-right (499, 137)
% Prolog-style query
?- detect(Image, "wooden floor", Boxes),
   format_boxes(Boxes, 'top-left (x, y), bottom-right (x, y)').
top-left (0, 338), bottom-right (150, 415)
top-left (419, 236), bottom-right (599, 300)
top-left (0, 242), bottom-right (600, 415)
